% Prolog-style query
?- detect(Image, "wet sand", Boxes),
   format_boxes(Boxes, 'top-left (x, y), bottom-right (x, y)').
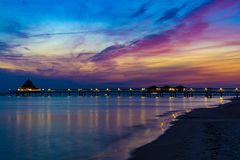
top-left (129, 98), bottom-right (240, 160)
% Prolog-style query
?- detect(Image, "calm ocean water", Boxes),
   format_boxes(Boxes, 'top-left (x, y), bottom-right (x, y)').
top-left (0, 96), bottom-right (229, 160)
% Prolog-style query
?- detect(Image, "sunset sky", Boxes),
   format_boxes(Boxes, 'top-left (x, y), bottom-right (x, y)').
top-left (0, 0), bottom-right (240, 90)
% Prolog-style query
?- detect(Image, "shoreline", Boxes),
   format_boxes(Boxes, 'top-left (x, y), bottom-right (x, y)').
top-left (128, 98), bottom-right (240, 160)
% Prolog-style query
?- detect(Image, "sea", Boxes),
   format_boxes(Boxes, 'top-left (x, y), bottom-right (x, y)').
top-left (0, 96), bottom-right (230, 160)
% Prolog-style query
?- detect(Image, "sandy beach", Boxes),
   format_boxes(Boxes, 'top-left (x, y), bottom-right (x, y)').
top-left (129, 98), bottom-right (240, 160)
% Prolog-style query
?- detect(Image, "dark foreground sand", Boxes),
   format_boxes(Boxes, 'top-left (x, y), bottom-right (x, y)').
top-left (129, 98), bottom-right (240, 160)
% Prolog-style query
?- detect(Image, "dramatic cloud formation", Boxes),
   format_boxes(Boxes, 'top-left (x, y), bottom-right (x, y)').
top-left (0, 0), bottom-right (239, 90)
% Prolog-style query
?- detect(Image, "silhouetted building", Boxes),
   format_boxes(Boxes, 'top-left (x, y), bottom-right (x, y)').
top-left (147, 85), bottom-right (188, 92)
top-left (147, 85), bottom-right (161, 93)
top-left (176, 85), bottom-right (187, 92)
top-left (17, 79), bottom-right (40, 92)
top-left (161, 85), bottom-right (172, 92)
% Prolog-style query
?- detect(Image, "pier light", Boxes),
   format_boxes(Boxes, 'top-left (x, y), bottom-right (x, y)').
top-left (67, 88), bottom-right (71, 91)
top-left (160, 122), bottom-right (164, 127)
top-left (141, 88), bottom-right (145, 91)
top-left (129, 88), bottom-right (133, 91)
top-left (236, 88), bottom-right (239, 91)
top-left (95, 88), bottom-right (99, 91)
top-left (42, 89), bottom-right (44, 91)
top-left (106, 88), bottom-right (110, 91)
top-left (91, 88), bottom-right (93, 91)
top-left (169, 88), bottom-right (175, 92)
top-left (172, 113), bottom-right (177, 119)
top-left (204, 88), bottom-right (208, 91)
top-left (48, 88), bottom-right (51, 91)
top-left (8, 88), bottom-right (11, 91)
top-left (190, 88), bottom-right (193, 91)
top-left (118, 88), bottom-right (121, 91)
top-left (219, 88), bottom-right (223, 92)
top-left (78, 88), bottom-right (82, 91)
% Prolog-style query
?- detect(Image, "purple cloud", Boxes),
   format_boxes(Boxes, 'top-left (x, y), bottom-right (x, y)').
top-left (89, 0), bottom-right (239, 62)
top-left (90, 20), bottom-right (209, 61)
top-left (90, 44), bottom-right (125, 61)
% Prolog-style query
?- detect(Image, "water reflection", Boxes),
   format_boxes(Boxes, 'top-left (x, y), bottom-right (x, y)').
top-left (105, 108), bottom-right (110, 130)
top-left (204, 97), bottom-right (209, 107)
top-left (168, 97), bottom-right (174, 111)
top-left (0, 96), bottom-right (230, 160)
top-left (220, 97), bottom-right (224, 104)
top-left (128, 107), bottom-right (133, 126)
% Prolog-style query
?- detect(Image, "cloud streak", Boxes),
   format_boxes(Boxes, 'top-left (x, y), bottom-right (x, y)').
top-left (157, 3), bottom-right (187, 23)
top-left (129, 2), bottom-right (150, 18)
top-left (28, 31), bottom-right (93, 38)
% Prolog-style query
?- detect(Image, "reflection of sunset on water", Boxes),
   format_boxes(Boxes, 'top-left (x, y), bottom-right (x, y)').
top-left (0, 96), bottom-right (230, 160)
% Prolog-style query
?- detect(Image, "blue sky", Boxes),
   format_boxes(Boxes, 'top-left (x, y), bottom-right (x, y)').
top-left (0, 0), bottom-right (240, 91)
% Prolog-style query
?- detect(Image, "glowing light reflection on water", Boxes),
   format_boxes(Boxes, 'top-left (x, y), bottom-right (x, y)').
top-left (0, 96), bottom-right (230, 160)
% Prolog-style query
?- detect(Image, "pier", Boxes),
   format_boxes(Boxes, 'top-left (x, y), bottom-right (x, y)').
top-left (1, 80), bottom-right (239, 98)
top-left (1, 87), bottom-right (238, 98)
